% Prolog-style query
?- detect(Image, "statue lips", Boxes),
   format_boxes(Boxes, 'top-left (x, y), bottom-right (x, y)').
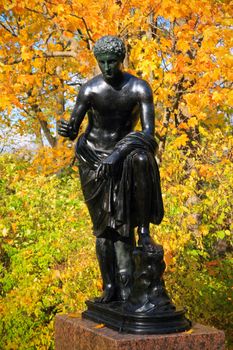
top-left (104, 73), bottom-right (114, 79)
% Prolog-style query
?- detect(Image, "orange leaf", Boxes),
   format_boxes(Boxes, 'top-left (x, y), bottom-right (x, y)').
top-left (68, 313), bottom-right (81, 318)
top-left (11, 223), bottom-right (17, 233)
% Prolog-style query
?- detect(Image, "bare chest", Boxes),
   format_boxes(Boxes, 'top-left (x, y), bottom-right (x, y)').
top-left (91, 85), bottom-right (138, 116)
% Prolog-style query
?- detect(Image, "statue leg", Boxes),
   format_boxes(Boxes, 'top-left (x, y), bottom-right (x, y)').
top-left (95, 235), bottom-right (116, 303)
top-left (132, 152), bottom-right (156, 252)
top-left (114, 230), bottom-right (135, 302)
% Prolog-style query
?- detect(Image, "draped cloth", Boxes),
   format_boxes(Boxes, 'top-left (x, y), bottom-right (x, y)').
top-left (75, 131), bottom-right (164, 238)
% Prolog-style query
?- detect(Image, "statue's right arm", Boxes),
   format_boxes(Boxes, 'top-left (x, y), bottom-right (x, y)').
top-left (58, 85), bottom-right (90, 141)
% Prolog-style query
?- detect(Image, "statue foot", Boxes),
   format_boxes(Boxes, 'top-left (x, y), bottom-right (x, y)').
top-left (94, 284), bottom-right (116, 303)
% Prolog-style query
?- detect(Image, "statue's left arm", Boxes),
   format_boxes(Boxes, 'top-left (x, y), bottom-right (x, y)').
top-left (137, 80), bottom-right (155, 137)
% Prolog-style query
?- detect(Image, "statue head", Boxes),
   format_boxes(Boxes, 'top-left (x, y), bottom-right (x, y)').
top-left (93, 35), bottom-right (126, 61)
top-left (93, 36), bottom-right (126, 81)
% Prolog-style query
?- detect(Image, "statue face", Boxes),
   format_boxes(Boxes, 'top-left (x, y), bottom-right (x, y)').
top-left (96, 53), bottom-right (123, 80)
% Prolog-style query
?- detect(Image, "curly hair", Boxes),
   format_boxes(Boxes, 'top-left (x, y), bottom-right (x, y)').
top-left (93, 35), bottom-right (126, 61)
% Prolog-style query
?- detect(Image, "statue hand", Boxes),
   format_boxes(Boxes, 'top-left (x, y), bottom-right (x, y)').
top-left (102, 150), bottom-right (121, 166)
top-left (58, 119), bottom-right (77, 141)
top-left (96, 150), bottom-right (121, 180)
top-left (96, 163), bottom-right (111, 180)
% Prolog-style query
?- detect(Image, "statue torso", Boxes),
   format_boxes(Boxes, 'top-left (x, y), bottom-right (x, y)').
top-left (84, 73), bottom-right (141, 151)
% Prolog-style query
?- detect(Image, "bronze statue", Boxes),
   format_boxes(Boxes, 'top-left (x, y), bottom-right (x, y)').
top-left (58, 36), bottom-right (190, 334)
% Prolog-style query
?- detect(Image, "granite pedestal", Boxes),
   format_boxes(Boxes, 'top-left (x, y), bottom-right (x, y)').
top-left (55, 314), bottom-right (225, 350)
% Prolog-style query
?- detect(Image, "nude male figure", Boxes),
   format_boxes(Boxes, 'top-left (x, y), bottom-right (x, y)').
top-left (58, 36), bottom-right (163, 303)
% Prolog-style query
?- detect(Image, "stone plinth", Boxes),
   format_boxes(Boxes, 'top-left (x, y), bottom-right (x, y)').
top-left (55, 314), bottom-right (225, 350)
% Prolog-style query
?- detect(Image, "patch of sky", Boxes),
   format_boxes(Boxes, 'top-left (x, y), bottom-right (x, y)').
top-left (157, 16), bottom-right (170, 31)
top-left (156, 16), bottom-right (172, 71)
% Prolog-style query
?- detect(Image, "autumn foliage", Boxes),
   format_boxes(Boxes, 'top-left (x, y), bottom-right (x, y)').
top-left (0, 0), bottom-right (232, 349)
top-left (0, 0), bottom-right (232, 155)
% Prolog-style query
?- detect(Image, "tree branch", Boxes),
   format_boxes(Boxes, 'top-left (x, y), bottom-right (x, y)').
top-left (2, 50), bottom-right (77, 65)
top-left (0, 21), bottom-right (17, 37)
top-left (69, 13), bottom-right (94, 48)
top-left (38, 118), bottom-right (57, 148)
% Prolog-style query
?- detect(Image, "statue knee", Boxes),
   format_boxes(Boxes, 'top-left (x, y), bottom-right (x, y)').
top-left (96, 237), bottom-right (106, 250)
top-left (132, 152), bottom-right (151, 196)
top-left (96, 237), bottom-right (114, 256)
top-left (132, 152), bottom-right (148, 169)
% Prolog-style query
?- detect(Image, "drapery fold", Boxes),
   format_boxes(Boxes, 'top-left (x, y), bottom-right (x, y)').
top-left (75, 131), bottom-right (164, 237)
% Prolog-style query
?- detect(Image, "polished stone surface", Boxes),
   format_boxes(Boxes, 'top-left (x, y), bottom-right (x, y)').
top-left (55, 314), bottom-right (225, 350)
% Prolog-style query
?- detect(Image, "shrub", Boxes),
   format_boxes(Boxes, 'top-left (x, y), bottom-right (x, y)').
top-left (0, 129), bottom-right (232, 349)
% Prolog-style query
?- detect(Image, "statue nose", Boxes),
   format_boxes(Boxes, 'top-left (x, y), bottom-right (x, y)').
top-left (105, 63), bottom-right (109, 70)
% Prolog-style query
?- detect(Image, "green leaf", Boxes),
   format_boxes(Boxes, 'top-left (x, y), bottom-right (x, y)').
top-left (216, 231), bottom-right (225, 239)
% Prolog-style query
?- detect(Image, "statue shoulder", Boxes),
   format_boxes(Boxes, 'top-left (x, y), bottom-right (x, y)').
top-left (129, 76), bottom-right (153, 100)
top-left (77, 75), bottom-right (100, 100)
top-left (79, 74), bottom-right (104, 96)
top-left (135, 77), bottom-right (152, 94)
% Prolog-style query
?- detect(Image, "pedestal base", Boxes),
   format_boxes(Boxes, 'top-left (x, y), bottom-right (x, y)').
top-left (82, 300), bottom-right (191, 334)
top-left (55, 314), bottom-right (225, 350)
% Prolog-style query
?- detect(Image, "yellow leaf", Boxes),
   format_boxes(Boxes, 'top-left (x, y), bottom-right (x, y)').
top-left (212, 91), bottom-right (222, 103)
top-left (199, 126), bottom-right (208, 136)
top-left (188, 117), bottom-right (198, 128)
top-left (185, 329), bottom-right (194, 334)
top-left (186, 215), bottom-right (197, 225)
top-left (21, 46), bottom-right (33, 61)
top-left (57, 4), bottom-right (64, 14)
top-left (173, 134), bottom-right (189, 148)
top-left (94, 324), bottom-right (105, 329)
top-left (198, 112), bottom-right (207, 120)
top-left (199, 225), bottom-right (209, 236)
